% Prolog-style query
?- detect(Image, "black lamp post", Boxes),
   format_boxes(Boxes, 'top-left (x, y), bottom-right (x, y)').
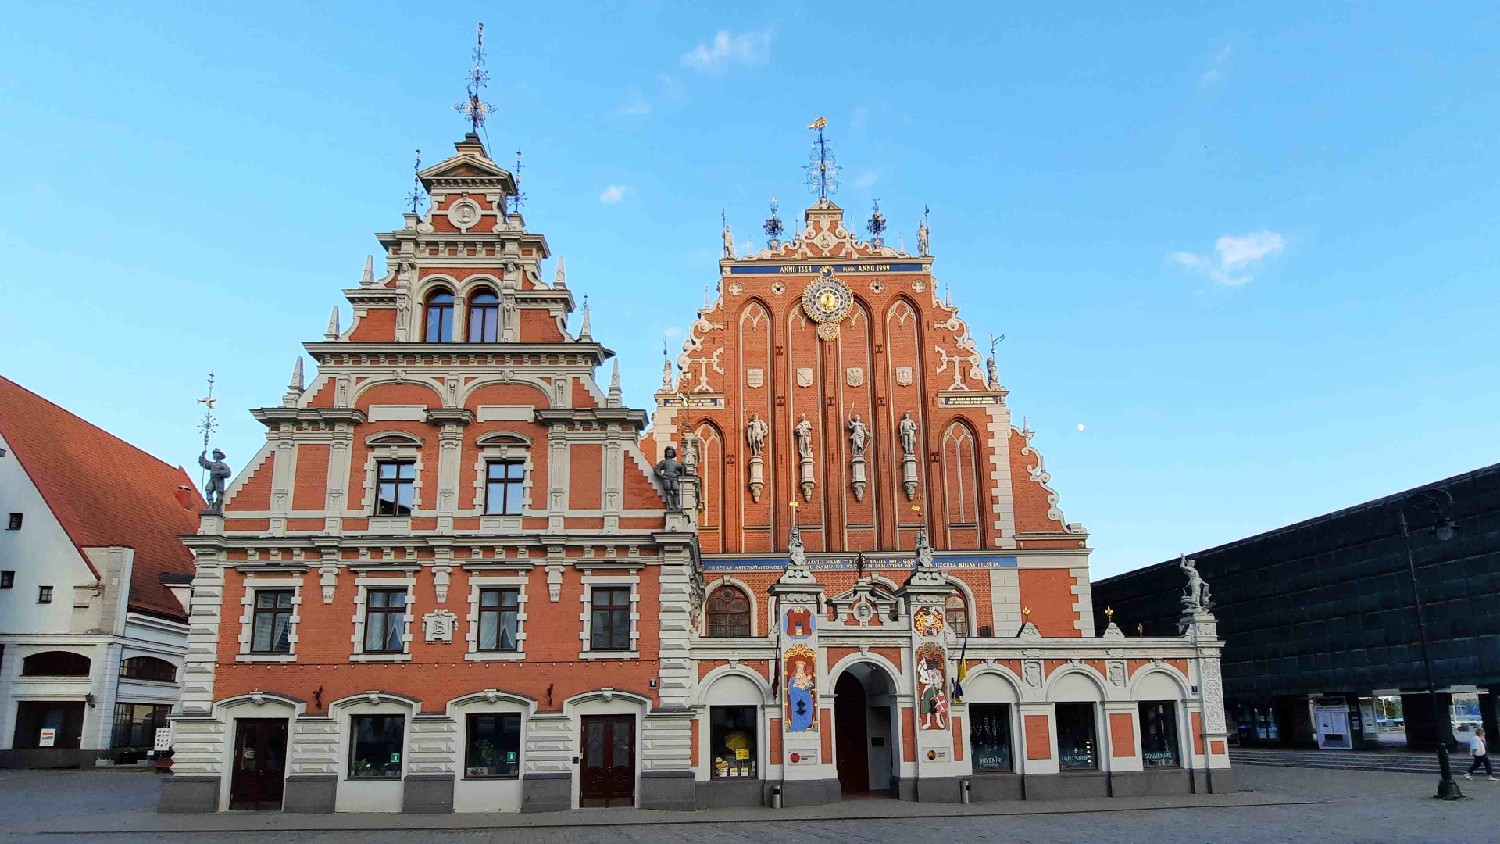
top-left (1397, 487), bottom-right (1463, 800)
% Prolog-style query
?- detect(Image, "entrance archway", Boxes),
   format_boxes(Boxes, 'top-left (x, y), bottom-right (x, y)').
top-left (832, 662), bottom-right (899, 797)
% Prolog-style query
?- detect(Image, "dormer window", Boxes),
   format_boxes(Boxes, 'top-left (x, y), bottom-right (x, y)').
top-left (424, 290), bottom-right (455, 342)
top-left (467, 289), bottom-right (499, 342)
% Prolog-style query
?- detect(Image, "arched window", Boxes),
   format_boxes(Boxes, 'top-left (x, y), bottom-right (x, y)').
top-left (944, 592), bottom-right (969, 635)
top-left (119, 656), bottom-right (177, 683)
top-left (705, 586), bottom-right (751, 637)
top-left (424, 290), bottom-right (454, 342)
top-left (467, 289), bottom-right (500, 342)
top-left (22, 651), bottom-right (92, 677)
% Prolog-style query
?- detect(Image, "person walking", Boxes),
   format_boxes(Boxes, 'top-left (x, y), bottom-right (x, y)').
top-left (1464, 727), bottom-right (1494, 781)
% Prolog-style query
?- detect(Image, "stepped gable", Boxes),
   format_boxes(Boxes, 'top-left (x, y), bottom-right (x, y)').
top-left (0, 375), bottom-right (201, 620)
top-left (646, 198), bottom-right (1084, 556)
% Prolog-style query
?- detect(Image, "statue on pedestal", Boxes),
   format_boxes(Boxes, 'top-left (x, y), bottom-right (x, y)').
top-left (198, 449), bottom-right (231, 512)
top-left (847, 412), bottom-right (869, 459)
top-left (746, 413), bottom-right (769, 458)
top-left (654, 446), bottom-right (685, 511)
top-left (898, 411), bottom-right (918, 457)
top-left (794, 413), bottom-right (813, 460)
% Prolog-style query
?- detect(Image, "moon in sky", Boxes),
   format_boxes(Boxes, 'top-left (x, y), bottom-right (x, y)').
top-left (1076, 423), bottom-right (1086, 432)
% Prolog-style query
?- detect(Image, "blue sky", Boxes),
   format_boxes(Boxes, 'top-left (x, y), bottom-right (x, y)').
top-left (2, 3), bottom-right (1497, 578)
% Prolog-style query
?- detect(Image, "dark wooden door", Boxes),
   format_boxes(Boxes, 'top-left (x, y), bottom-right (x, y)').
top-left (834, 673), bottom-right (870, 792)
top-left (579, 715), bottom-right (635, 807)
top-left (229, 718), bottom-right (288, 810)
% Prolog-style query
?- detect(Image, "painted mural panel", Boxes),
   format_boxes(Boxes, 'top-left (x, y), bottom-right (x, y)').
top-left (916, 642), bottom-right (949, 730)
top-left (784, 643), bottom-right (818, 732)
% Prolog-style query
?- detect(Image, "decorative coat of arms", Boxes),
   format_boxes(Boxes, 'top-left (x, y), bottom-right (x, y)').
top-left (895, 366), bottom-right (914, 387)
top-left (796, 368), bottom-right (814, 388)
top-left (422, 610), bottom-right (458, 644)
top-left (746, 368), bottom-right (764, 389)
top-left (800, 267), bottom-right (854, 341)
top-left (912, 606), bottom-right (946, 637)
top-left (845, 367), bottom-right (864, 388)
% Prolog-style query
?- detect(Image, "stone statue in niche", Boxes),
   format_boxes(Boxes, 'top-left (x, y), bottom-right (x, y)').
top-left (898, 411), bottom-right (918, 457)
top-left (198, 449), bottom-right (231, 512)
top-left (654, 445), bottom-right (685, 511)
top-left (793, 413), bottom-right (814, 460)
top-left (847, 412), bottom-right (869, 459)
top-left (746, 413), bottom-right (769, 458)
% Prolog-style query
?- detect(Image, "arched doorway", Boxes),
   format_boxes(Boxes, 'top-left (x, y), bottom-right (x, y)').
top-left (832, 663), bottom-right (899, 797)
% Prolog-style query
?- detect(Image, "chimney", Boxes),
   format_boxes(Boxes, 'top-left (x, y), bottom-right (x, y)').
top-left (175, 485), bottom-right (194, 510)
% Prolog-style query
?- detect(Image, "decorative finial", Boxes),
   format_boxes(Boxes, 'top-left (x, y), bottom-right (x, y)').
top-left (454, 23), bottom-right (495, 134)
top-left (362, 255), bottom-right (374, 285)
top-left (660, 341), bottom-right (673, 389)
top-left (607, 358), bottom-right (622, 407)
top-left (196, 372), bottom-right (219, 490)
top-left (1104, 606), bottom-right (1114, 622)
top-left (1022, 606), bottom-right (1032, 623)
top-left (804, 117), bottom-right (839, 200)
top-left (945, 281), bottom-right (952, 309)
top-left (763, 197), bottom-right (784, 246)
top-left (1136, 623), bottom-right (1145, 636)
top-left (325, 307), bottom-right (340, 340)
top-left (282, 357), bottom-right (305, 407)
top-left (579, 293), bottom-right (592, 339)
top-left (866, 198), bottom-right (887, 245)
top-left (554, 256), bottom-right (566, 288)
top-left (512, 150), bottom-right (526, 211)
top-left (405, 149), bottom-right (424, 214)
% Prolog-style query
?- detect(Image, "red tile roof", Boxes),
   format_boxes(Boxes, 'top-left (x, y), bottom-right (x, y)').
top-left (0, 375), bottom-right (202, 621)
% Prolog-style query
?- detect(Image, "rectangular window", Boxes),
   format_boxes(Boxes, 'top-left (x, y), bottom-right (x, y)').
top-left (348, 714), bottom-right (404, 779)
top-left (251, 590), bottom-right (295, 654)
top-left (111, 703), bottom-right (171, 749)
top-left (477, 588), bottom-right (520, 652)
top-left (969, 703), bottom-right (1014, 773)
top-left (484, 460), bottom-right (525, 515)
top-left (708, 706), bottom-right (758, 779)
top-left (37, 585), bottom-right (53, 604)
top-left (1056, 702), bottom-right (1099, 770)
top-left (362, 588), bottom-right (408, 653)
top-left (1139, 701), bottom-right (1181, 768)
top-left (373, 461), bottom-right (416, 516)
top-left (1, 571), bottom-right (13, 589)
top-left (589, 587), bottom-right (632, 652)
top-left (464, 713), bottom-right (521, 778)
top-left (6, 513), bottom-right (21, 530)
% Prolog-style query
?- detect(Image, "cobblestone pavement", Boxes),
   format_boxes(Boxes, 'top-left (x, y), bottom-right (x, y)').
top-left (2, 765), bottom-right (1498, 843)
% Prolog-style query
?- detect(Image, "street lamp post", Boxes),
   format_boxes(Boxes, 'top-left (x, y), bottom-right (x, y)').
top-left (1397, 487), bottom-right (1463, 800)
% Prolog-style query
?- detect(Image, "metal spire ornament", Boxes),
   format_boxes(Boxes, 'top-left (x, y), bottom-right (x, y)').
top-left (763, 197), bottom-right (784, 246)
top-left (512, 150), bottom-right (526, 212)
top-left (404, 149), bottom-right (424, 214)
top-left (454, 22), bottom-right (495, 135)
top-left (804, 116), bottom-right (839, 200)
top-left (196, 372), bottom-right (219, 488)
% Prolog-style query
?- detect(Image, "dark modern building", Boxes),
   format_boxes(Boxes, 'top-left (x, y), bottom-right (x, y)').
top-left (1093, 463), bottom-right (1500, 752)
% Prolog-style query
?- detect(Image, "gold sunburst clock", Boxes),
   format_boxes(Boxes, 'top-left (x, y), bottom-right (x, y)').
top-left (801, 266), bottom-right (854, 340)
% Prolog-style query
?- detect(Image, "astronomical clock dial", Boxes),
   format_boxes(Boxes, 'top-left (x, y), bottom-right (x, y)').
top-left (800, 266), bottom-right (854, 340)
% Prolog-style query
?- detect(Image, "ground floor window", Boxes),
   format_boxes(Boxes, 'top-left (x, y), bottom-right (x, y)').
top-left (709, 706), bottom-right (758, 779)
top-left (349, 714), bottom-right (405, 779)
top-left (11, 701), bottom-right (84, 749)
top-left (969, 703), bottom-right (1014, 772)
top-left (112, 702), bottom-right (171, 749)
top-left (1139, 701), bottom-right (1181, 767)
top-left (1056, 703), bottom-right (1098, 770)
top-left (465, 713), bottom-right (521, 778)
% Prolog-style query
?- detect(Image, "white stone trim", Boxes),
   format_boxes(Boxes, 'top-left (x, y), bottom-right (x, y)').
top-left (464, 574), bottom-right (529, 661)
top-left (234, 575), bottom-right (302, 663)
top-left (469, 435), bottom-right (535, 521)
top-left (350, 574), bottom-right (416, 661)
top-left (578, 574), bottom-right (641, 659)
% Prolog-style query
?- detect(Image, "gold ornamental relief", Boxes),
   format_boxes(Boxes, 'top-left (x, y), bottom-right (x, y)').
top-left (800, 266), bottom-right (854, 341)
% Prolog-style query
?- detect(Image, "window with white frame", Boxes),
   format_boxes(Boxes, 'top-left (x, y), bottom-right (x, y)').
top-left (374, 461), bottom-right (416, 516)
top-left (477, 588), bottom-right (520, 651)
top-left (484, 461), bottom-right (525, 515)
top-left (349, 714), bottom-right (405, 779)
top-left (579, 575), bottom-right (639, 658)
top-left (351, 577), bottom-right (414, 660)
top-left (251, 590), bottom-right (295, 654)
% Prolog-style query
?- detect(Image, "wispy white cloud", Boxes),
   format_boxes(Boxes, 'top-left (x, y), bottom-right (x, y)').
top-left (681, 29), bottom-right (773, 74)
top-left (1171, 230), bottom-right (1284, 286)
top-left (852, 171), bottom-right (879, 190)
top-left (617, 89), bottom-right (651, 117)
top-left (1200, 43), bottom-right (1233, 87)
top-left (600, 185), bottom-right (626, 204)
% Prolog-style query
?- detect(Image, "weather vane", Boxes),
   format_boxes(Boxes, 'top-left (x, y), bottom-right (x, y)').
top-left (404, 149), bottom-right (423, 214)
top-left (763, 197), bottom-right (784, 245)
top-left (454, 22), bottom-right (495, 134)
top-left (512, 150), bottom-right (526, 211)
top-left (196, 372), bottom-right (219, 487)
top-left (989, 333), bottom-right (1005, 357)
top-left (804, 116), bottom-right (839, 200)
